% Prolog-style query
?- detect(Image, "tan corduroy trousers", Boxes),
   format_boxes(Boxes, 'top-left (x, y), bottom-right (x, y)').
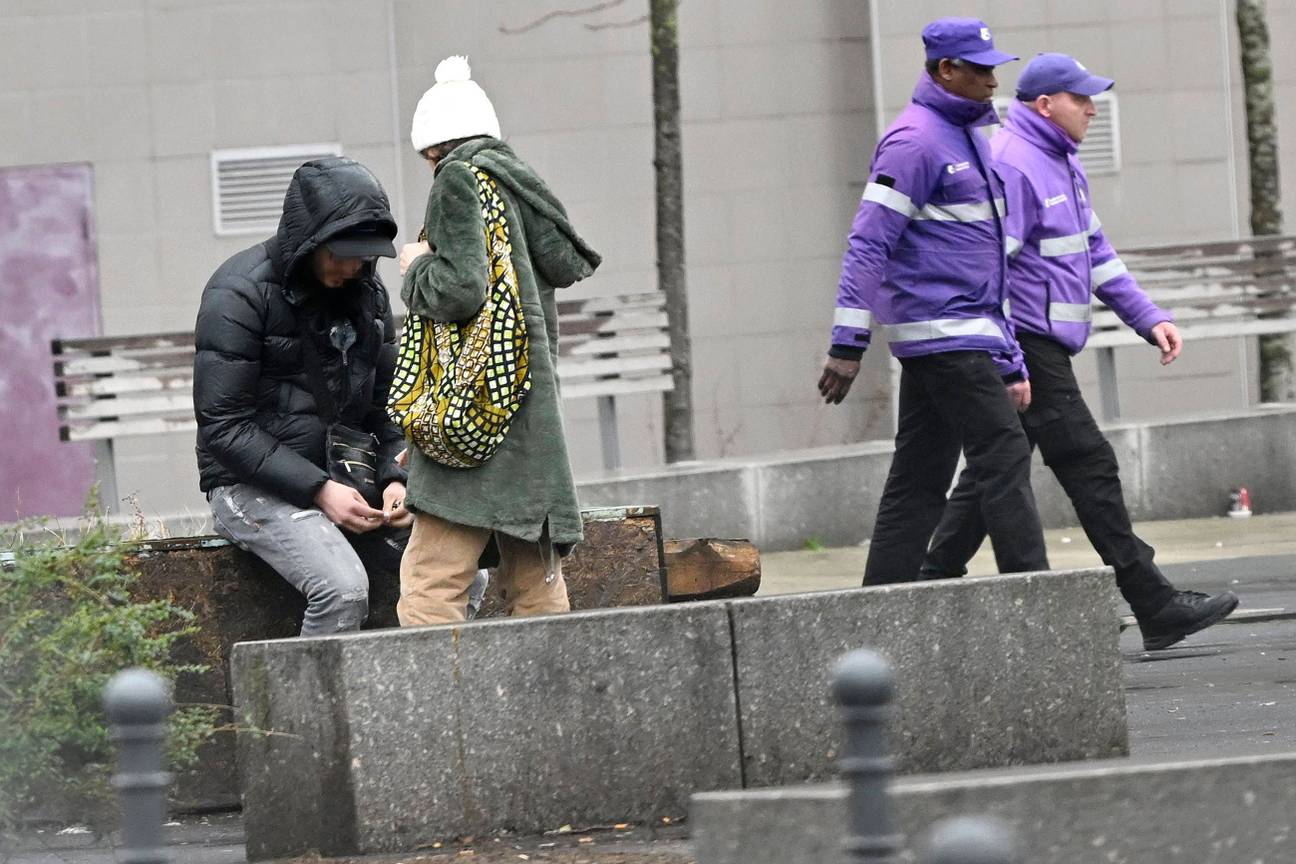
top-left (398, 511), bottom-right (570, 625)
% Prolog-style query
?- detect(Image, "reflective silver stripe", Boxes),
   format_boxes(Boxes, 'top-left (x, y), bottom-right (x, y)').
top-left (1087, 211), bottom-right (1101, 234)
top-left (913, 197), bottom-right (1006, 223)
top-left (1003, 298), bottom-right (1012, 318)
top-left (1039, 230), bottom-right (1090, 257)
top-left (862, 182), bottom-right (918, 218)
top-left (1049, 302), bottom-right (1094, 323)
top-left (1090, 258), bottom-right (1128, 288)
top-left (834, 307), bottom-right (873, 329)
top-left (1005, 235), bottom-right (1023, 258)
top-left (881, 317), bottom-right (1004, 343)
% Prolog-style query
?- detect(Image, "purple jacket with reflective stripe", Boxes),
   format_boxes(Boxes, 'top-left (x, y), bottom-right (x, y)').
top-left (831, 73), bottom-right (1025, 379)
top-left (991, 101), bottom-right (1171, 354)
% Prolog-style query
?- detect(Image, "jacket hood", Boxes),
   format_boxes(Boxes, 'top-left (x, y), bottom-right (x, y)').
top-left (437, 138), bottom-right (601, 288)
top-left (1005, 100), bottom-right (1078, 156)
top-left (912, 72), bottom-right (1001, 129)
top-left (274, 157), bottom-right (398, 291)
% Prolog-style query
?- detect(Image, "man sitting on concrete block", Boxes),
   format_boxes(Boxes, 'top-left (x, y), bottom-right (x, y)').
top-left (193, 157), bottom-right (412, 636)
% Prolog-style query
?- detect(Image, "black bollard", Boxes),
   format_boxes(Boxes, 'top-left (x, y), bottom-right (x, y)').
top-left (103, 668), bottom-right (173, 864)
top-left (920, 816), bottom-right (1019, 864)
top-left (832, 649), bottom-right (902, 863)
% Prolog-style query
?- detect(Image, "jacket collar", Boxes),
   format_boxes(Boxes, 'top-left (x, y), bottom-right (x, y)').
top-left (1005, 100), bottom-right (1078, 156)
top-left (911, 73), bottom-right (1000, 129)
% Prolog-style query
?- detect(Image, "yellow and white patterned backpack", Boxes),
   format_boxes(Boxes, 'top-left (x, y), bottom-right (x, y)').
top-left (387, 166), bottom-right (531, 468)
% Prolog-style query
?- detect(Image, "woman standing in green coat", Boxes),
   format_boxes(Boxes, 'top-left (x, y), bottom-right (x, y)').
top-left (396, 56), bottom-right (601, 625)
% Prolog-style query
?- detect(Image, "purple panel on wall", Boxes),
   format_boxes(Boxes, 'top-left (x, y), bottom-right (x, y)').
top-left (0, 163), bottom-right (101, 520)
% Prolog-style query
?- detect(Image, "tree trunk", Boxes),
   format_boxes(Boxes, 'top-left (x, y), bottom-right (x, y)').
top-left (1237, 0), bottom-right (1290, 400)
top-left (649, 0), bottom-right (696, 461)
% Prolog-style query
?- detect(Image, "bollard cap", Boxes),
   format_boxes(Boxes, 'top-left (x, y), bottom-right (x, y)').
top-left (831, 649), bottom-right (893, 707)
top-left (103, 668), bottom-right (173, 725)
top-left (921, 816), bottom-right (1020, 864)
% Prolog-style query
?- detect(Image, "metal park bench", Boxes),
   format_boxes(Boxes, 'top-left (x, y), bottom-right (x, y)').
top-left (51, 291), bottom-right (672, 501)
top-left (1088, 234), bottom-right (1296, 420)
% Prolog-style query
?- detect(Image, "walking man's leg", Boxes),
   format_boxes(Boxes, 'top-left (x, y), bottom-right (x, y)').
top-left (924, 352), bottom-right (1048, 574)
top-left (1021, 336), bottom-right (1236, 648)
top-left (921, 463), bottom-right (989, 579)
top-left (209, 484), bottom-right (370, 636)
top-left (863, 359), bottom-right (965, 585)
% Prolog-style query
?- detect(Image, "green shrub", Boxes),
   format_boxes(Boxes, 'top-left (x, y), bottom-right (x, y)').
top-left (0, 511), bottom-right (218, 841)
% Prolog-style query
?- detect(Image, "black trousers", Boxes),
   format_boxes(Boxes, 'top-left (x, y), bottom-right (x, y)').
top-left (922, 334), bottom-right (1175, 617)
top-left (863, 351), bottom-right (1049, 585)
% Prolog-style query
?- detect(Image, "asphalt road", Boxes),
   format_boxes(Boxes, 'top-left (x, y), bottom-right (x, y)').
top-left (1124, 554), bottom-right (1296, 761)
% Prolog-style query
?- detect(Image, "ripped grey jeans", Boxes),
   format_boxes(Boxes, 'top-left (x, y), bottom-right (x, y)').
top-left (208, 483), bottom-right (402, 636)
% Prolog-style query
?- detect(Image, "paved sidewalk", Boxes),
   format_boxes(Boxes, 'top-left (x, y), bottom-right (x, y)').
top-left (8, 817), bottom-right (694, 864)
top-left (760, 511), bottom-right (1296, 600)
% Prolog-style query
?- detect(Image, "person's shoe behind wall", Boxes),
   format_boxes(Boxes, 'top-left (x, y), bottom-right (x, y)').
top-left (1138, 590), bottom-right (1240, 651)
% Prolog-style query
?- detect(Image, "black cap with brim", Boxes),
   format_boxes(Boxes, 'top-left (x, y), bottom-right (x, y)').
top-left (326, 229), bottom-right (397, 259)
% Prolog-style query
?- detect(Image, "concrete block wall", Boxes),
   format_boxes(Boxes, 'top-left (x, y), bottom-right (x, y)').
top-left (232, 568), bottom-right (1126, 858)
top-left (36, 406), bottom-right (1296, 547)
top-left (578, 407), bottom-right (1296, 550)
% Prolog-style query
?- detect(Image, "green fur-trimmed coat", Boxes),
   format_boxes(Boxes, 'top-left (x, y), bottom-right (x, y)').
top-left (401, 138), bottom-right (601, 548)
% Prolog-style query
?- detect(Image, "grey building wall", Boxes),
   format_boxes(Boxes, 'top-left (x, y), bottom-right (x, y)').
top-left (0, 0), bottom-right (880, 518)
top-left (0, 0), bottom-right (1293, 519)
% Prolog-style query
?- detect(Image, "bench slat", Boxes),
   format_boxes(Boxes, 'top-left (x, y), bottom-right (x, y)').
top-left (560, 332), bottom-right (671, 357)
top-left (557, 292), bottom-right (666, 316)
top-left (62, 416), bottom-right (198, 442)
top-left (57, 350), bottom-right (195, 377)
top-left (558, 311), bottom-right (669, 337)
top-left (59, 392), bottom-right (196, 421)
top-left (58, 369), bottom-right (194, 398)
top-left (558, 353), bottom-right (674, 379)
top-left (52, 331), bottom-right (194, 355)
top-left (1087, 317), bottom-right (1296, 348)
top-left (561, 375), bottom-right (674, 399)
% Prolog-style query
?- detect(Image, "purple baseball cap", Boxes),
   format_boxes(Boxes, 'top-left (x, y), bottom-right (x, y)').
top-left (922, 18), bottom-right (1018, 66)
top-left (1016, 53), bottom-right (1115, 99)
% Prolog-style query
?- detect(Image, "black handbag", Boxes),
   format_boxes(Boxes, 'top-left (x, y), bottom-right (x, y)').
top-left (297, 315), bottom-right (384, 508)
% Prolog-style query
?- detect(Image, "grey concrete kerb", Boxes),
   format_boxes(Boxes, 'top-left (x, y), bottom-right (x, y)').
top-left (691, 752), bottom-right (1296, 864)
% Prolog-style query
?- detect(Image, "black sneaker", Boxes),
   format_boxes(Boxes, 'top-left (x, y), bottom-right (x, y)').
top-left (1138, 590), bottom-right (1239, 651)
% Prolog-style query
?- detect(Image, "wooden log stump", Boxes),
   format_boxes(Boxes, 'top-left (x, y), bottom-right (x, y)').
top-left (665, 538), bottom-right (761, 601)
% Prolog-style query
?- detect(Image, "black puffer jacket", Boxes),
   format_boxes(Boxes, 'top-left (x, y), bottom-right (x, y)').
top-left (193, 157), bottom-right (405, 508)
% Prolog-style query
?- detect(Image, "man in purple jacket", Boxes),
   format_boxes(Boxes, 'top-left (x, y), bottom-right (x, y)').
top-left (819, 18), bottom-right (1050, 585)
top-left (921, 53), bottom-right (1238, 650)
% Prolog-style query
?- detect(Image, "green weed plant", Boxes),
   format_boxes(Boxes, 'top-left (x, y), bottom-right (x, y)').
top-left (0, 508), bottom-right (217, 841)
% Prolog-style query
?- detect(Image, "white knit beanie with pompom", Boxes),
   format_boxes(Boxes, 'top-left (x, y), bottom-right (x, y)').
top-left (410, 56), bottom-right (501, 152)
